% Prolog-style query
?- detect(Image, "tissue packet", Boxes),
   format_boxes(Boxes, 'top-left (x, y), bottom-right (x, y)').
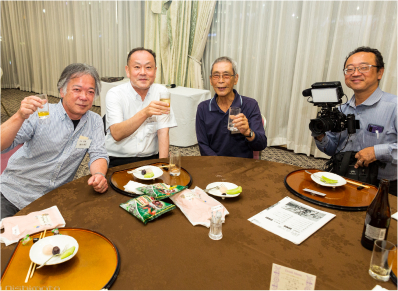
top-left (136, 183), bottom-right (187, 200)
top-left (0, 206), bottom-right (66, 246)
top-left (120, 195), bottom-right (175, 224)
top-left (170, 187), bottom-right (229, 228)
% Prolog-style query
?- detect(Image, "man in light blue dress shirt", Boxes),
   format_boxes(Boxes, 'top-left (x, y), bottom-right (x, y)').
top-left (314, 47), bottom-right (397, 195)
top-left (1, 63), bottom-right (110, 219)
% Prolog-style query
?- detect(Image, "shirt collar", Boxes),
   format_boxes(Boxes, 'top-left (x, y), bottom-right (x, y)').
top-left (209, 89), bottom-right (242, 112)
top-left (56, 100), bottom-right (88, 123)
top-left (348, 87), bottom-right (383, 108)
top-left (128, 82), bottom-right (153, 101)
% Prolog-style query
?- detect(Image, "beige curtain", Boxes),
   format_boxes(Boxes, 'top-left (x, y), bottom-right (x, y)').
top-left (1, 1), bottom-right (143, 101)
top-left (144, 0), bottom-right (216, 88)
top-left (186, 1), bottom-right (216, 89)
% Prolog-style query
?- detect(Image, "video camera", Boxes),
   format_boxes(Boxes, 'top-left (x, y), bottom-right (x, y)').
top-left (302, 81), bottom-right (359, 136)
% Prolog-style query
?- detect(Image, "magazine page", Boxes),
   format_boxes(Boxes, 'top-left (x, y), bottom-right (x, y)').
top-left (248, 197), bottom-right (335, 245)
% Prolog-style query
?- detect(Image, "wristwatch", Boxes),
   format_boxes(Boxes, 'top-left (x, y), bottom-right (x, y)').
top-left (244, 129), bottom-right (253, 138)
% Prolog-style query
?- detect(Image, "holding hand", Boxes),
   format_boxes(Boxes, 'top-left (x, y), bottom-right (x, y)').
top-left (18, 96), bottom-right (46, 120)
top-left (354, 147), bottom-right (376, 168)
top-left (88, 173), bottom-right (108, 193)
top-left (144, 100), bottom-right (170, 117)
top-left (232, 113), bottom-right (250, 136)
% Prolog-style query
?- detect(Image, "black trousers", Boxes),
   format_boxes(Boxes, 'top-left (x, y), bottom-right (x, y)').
top-left (1, 193), bottom-right (20, 219)
top-left (109, 154), bottom-right (159, 168)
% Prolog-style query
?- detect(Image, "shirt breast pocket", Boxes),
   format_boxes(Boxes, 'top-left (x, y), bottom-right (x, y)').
top-left (363, 130), bottom-right (380, 148)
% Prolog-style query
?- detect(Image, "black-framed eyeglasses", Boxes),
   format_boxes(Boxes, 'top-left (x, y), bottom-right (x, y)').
top-left (211, 73), bottom-right (235, 80)
top-left (343, 64), bottom-right (380, 75)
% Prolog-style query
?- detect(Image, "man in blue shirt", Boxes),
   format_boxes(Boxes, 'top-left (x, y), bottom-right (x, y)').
top-left (314, 47), bottom-right (397, 195)
top-left (1, 63), bottom-right (110, 219)
top-left (196, 56), bottom-right (267, 158)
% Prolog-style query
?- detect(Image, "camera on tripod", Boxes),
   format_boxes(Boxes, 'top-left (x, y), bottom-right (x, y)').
top-left (302, 81), bottom-right (359, 136)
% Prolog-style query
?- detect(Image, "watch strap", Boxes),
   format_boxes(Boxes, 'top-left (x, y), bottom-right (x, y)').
top-left (244, 129), bottom-right (253, 138)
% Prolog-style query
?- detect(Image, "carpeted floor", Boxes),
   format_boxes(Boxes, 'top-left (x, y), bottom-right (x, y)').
top-left (1, 88), bottom-right (328, 179)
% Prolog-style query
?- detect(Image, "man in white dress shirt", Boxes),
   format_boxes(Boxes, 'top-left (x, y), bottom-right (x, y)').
top-left (105, 47), bottom-right (177, 168)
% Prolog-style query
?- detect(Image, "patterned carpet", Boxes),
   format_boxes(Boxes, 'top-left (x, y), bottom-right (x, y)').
top-left (1, 88), bottom-right (328, 179)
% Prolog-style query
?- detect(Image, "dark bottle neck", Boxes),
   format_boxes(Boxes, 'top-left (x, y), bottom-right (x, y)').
top-left (371, 179), bottom-right (390, 212)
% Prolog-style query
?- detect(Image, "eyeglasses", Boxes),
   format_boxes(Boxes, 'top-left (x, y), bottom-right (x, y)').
top-left (343, 64), bottom-right (380, 75)
top-left (211, 73), bottom-right (235, 80)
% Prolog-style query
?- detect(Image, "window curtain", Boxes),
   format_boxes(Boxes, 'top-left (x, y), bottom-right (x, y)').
top-left (202, 1), bottom-right (397, 158)
top-left (144, 0), bottom-right (216, 88)
top-left (1, 1), bottom-right (143, 104)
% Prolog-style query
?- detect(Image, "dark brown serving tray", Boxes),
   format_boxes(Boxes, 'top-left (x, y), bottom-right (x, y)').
top-left (284, 169), bottom-right (378, 211)
top-left (1, 228), bottom-right (120, 290)
top-left (110, 162), bottom-right (193, 197)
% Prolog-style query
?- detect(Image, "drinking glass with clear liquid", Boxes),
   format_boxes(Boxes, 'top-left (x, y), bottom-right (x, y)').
top-left (369, 240), bottom-right (396, 282)
top-left (160, 92), bottom-right (170, 114)
top-left (228, 107), bottom-right (241, 131)
top-left (36, 94), bottom-right (50, 120)
top-left (169, 150), bottom-right (181, 176)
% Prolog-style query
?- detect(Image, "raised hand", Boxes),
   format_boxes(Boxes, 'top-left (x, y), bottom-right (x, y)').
top-left (144, 100), bottom-right (170, 117)
top-left (18, 96), bottom-right (46, 120)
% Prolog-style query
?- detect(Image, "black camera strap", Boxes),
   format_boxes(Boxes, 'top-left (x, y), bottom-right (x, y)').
top-left (338, 151), bottom-right (352, 176)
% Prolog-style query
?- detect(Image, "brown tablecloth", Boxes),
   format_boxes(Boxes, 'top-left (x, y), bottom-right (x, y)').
top-left (2, 156), bottom-right (397, 290)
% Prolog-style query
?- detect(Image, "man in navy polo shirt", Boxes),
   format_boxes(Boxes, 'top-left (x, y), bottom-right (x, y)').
top-left (196, 56), bottom-right (267, 158)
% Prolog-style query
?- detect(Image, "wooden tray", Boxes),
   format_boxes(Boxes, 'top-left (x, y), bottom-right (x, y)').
top-left (1, 228), bottom-right (120, 290)
top-left (110, 162), bottom-right (193, 197)
top-left (284, 169), bottom-right (378, 211)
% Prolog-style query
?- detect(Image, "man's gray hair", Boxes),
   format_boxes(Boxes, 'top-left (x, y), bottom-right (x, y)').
top-left (210, 56), bottom-right (238, 75)
top-left (57, 63), bottom-right (101, 97)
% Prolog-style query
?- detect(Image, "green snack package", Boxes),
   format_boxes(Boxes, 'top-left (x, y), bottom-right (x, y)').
top-left (120, 195), bottom-right (176, 225)
top-left (137, 183), bottom-right (187, 200)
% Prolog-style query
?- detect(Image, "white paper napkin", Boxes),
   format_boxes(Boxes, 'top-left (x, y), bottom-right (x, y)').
top-left (123, 181), bottom-right (147, 194)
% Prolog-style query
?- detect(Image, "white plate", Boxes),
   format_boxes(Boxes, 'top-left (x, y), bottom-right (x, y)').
top-left (205, 182), bottom-right (241, 198)
top-left (132, 166), bottom-right (163, 180)
top-left (311, 172), bottom-right (346, 187)
top-left (29, 235), bottom-right (79, 266)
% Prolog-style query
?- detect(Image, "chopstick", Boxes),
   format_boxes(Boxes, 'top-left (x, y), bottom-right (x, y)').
top-left (30, 230), bottom-right (46, 278)
top-left (158, 164), bottom-right (174, 168)
top-left (25, 230), bottom-right (46, 282)
top-left (346, 180), bottom-right (371, 189)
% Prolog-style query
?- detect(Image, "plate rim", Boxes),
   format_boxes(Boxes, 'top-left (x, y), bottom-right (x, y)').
top-left (311, 171), bottom-right (346, 187)
top-left (29, 235), bottom-right (79, 265)
top-left (205, 182), bottom-right (240, 198)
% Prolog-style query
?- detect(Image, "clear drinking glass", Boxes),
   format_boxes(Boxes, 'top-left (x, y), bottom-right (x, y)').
top-left (228, 107), bottom-right (241, 131)
top-left (160, 92), bottom-right (170, 114)
top-left (36, 94), bottom-right (50, 120)
top-left (209, 216), bottom-right (223, 240)
top-left (169, 150), bottom-right (181, 176)
top-left (369, 240), bottom-right (397, 282)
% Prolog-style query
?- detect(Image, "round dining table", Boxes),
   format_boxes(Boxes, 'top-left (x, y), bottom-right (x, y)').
top-left (1, 156), bottom-right (397, 290)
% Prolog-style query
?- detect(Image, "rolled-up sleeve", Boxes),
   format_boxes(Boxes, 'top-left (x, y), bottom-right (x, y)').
top-left (88, 115), bottom-right (110, 167)
top-left (374, 143), bottom-right (397, 164)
